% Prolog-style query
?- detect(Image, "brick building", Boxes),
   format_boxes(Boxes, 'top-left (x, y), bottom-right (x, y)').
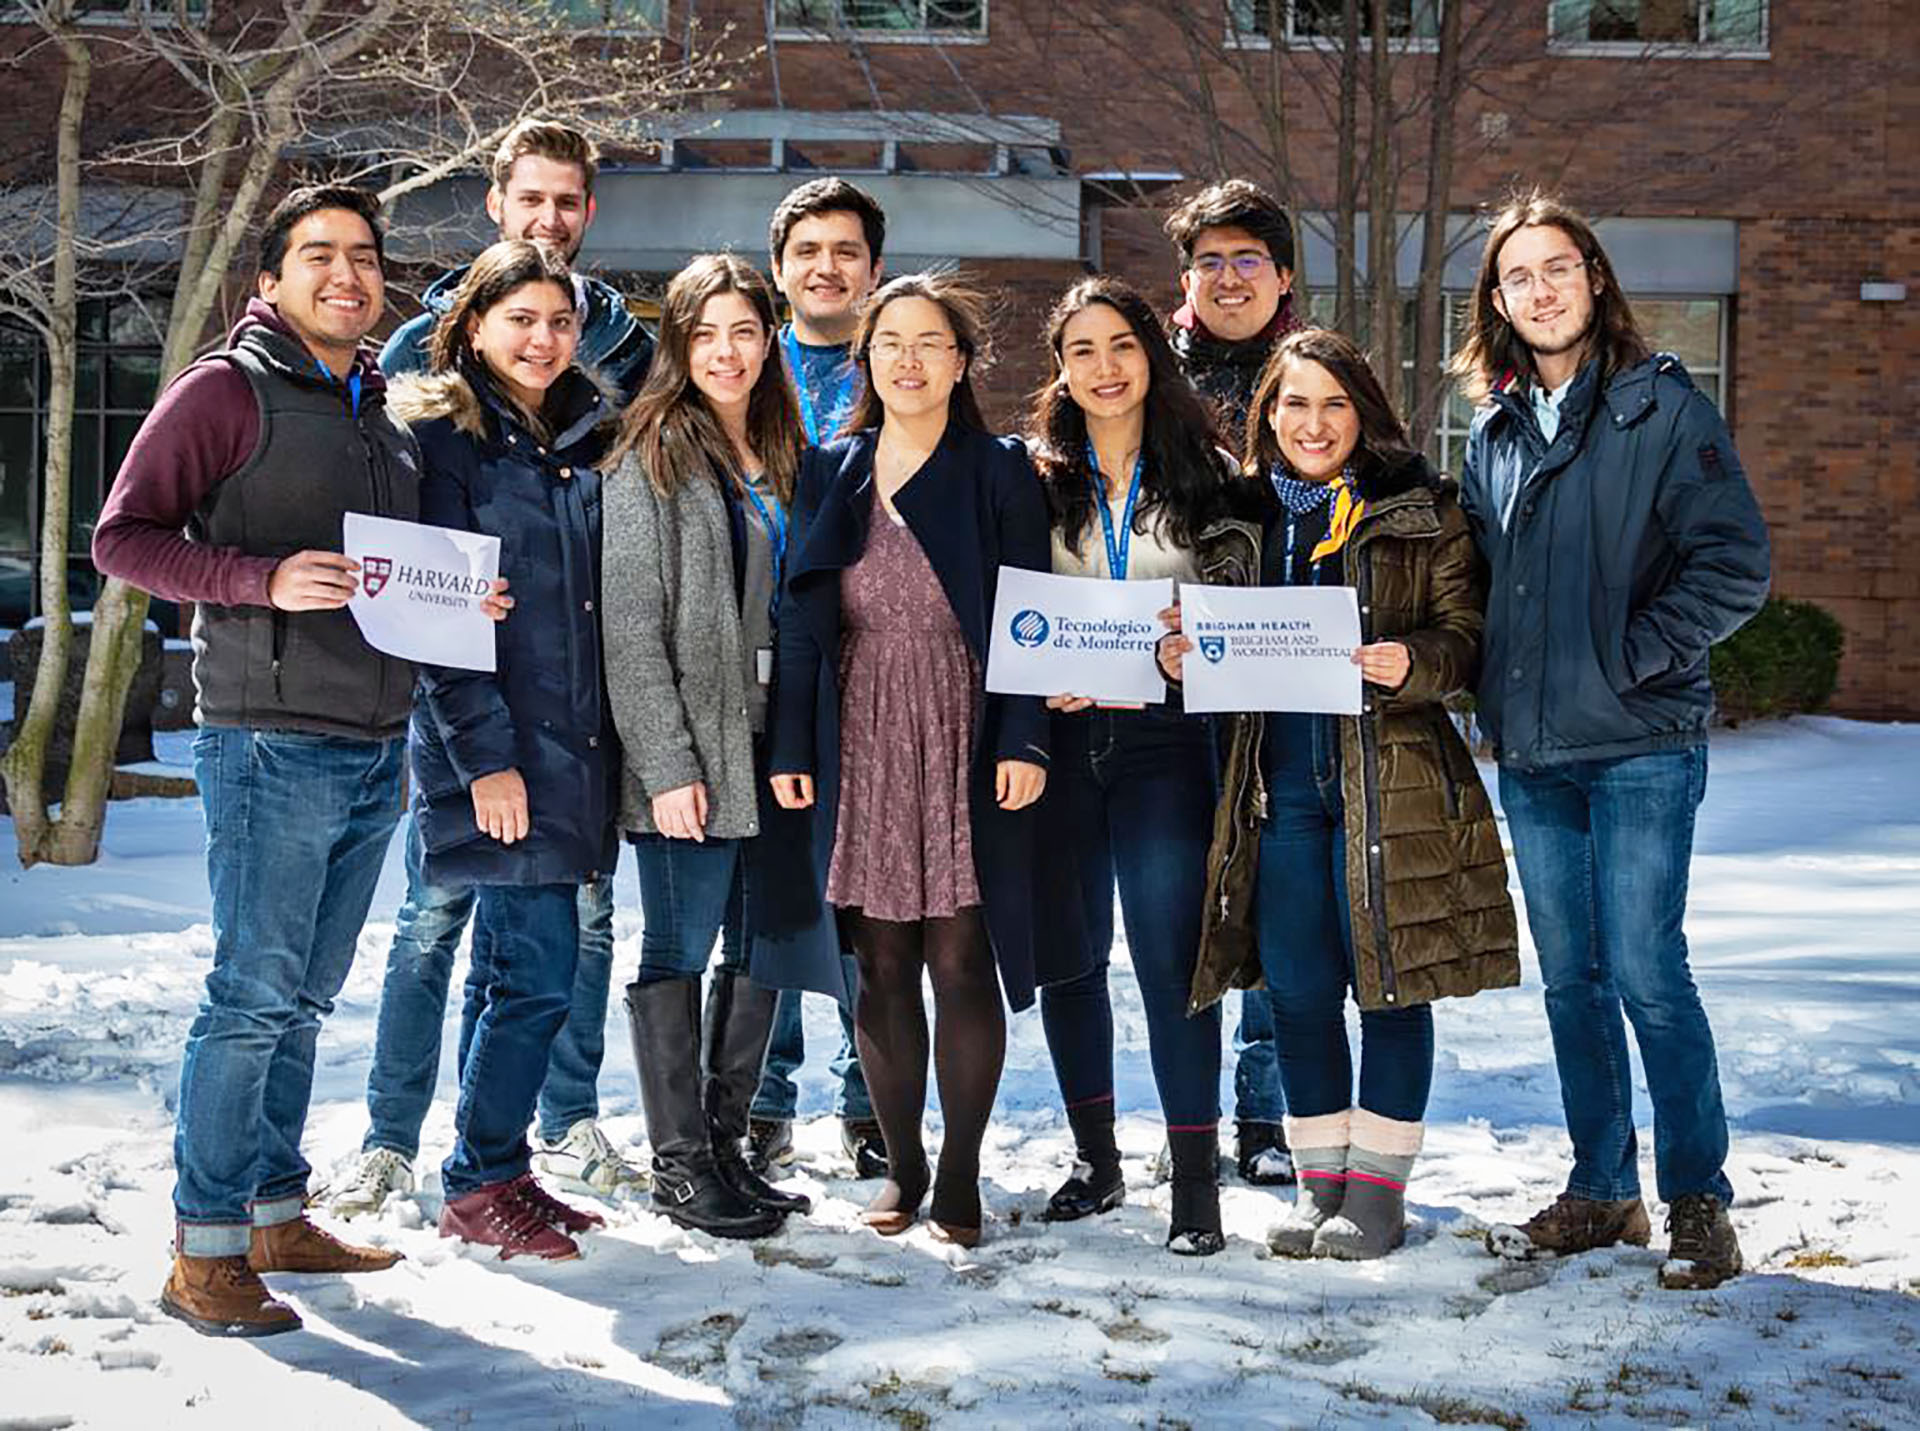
top-left (3, 0), bottom-right (1915, 713)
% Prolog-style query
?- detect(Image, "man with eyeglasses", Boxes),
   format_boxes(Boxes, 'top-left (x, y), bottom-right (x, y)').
top-left (1162, 178), bottom-right (1304, 1190)
top-left (1450, 191), bottom-right (1769, 1291)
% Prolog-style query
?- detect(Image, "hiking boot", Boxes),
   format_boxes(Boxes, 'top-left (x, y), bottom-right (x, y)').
top-left (1236, 1120), bottom-right (1295, 1186)
top-left (327, 1147), bottom-right (415, 1220)
top-left (160, 1254), bottom-right (302, 1338)
top-left (439, 1180), bottom-right (580, 1261)
top-left (746, 1118), bottom-right (795, 1176)
top-left (840, 1119), bottom-right (889, 1180)
top-left (512, 1173), bottom-right (606, 1235)
top-left (1487, 1193), bottom-right (1652, 1260)
top-left (535, 1118), bottom-right (649, 1196)
top-left (249, 1214), bottom-right (402, 1274)
top-left (1658, 1194), bottom-right (1743, 1290)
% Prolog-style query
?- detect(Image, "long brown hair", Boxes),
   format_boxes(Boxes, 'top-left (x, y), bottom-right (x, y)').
top-left (844, 271), bottom-right (992, 434)
top-left (1246, 328), bottom-right (1417, 477)
top-left (1449, 189), bottom-right (1652, 404)
top-left (609, 254), bottom-right (803, 504)
top-left (1025, 275), bottom-right (1226, 557)
top-left (425, 239), bottom-right (573, 376)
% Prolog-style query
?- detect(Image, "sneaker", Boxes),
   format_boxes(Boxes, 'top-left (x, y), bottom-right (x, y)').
top-left (161, 1254), bottom-right (302, 1338)
top-left (1658, 1194), bottom-right (1743, 1290)
top-left (1236, 1121), bottom-right (1295, 1186)
top-left (1486, 1193), bottom-right (1652, 1260)
top-left (746, 1117), bottom-right (795, 1176)
top-left (249, 1214), bottom-right (402, 1274)
top-left (839, 1119), bottom-right (889, 1180)
top-left (439, 1180), bottom-right (581, 1261)
top-left (535, 1118), bottom-right (649, 1195)
top-left (327, 1148), bottom-right (415, 1220)
top-left (514, 1173), bottom-right (607, 1235)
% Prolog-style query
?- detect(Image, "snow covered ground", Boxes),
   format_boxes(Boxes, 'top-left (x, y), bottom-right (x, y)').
top-left (2, 716), bottom-right (1917, 1429)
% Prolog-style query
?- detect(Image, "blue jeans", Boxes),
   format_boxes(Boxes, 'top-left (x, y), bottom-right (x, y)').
top-left (365, 819), bottom-right (614, 1156)
top-left (175, 728), bottom-right (405, 1254)
top-left (1039, 705), bottom-right (1222, 1129)
top-left (755, 969), bottom-right (873, 1121)
top-left (629, 832), bottom-right (751, 980)
top-left (1500, 746), bottom-right (1732, 1205)
top-left (1232, 990), bottom-right (1286, 1125)
top-left (443, 884), bottom-right (580, 1196)
top-left (1254, 714), bottom-right (1433, 1123)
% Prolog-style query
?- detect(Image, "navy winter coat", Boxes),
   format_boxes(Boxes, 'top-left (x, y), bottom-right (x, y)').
top-left (392, 365), bottom-right (618, 886)
top-left (762, 426), bottom-right (1065, 1012)
top-left (1458, 354), bottom-right (1771, 771)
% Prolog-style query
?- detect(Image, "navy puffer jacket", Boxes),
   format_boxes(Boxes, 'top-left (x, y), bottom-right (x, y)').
top-left (392, 364), bottom-right (618, 886)
top-left (1458, 353), bottom-right (1771, 771)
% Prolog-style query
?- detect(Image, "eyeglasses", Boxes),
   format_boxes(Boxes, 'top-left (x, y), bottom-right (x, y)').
top-left (1190, 253), bottom-right (1275, 281)
top-left (1497, 257), bottom-right (1588, 303)
top-left (867, 337), bottom-right (958, 364)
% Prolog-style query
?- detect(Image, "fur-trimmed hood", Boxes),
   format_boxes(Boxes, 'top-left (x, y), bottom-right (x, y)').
top-left (386, 362), bottom-right (615, 453)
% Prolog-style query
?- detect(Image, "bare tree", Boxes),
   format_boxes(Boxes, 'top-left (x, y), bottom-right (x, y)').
top-left (1, 0), bottom-right (735, 867)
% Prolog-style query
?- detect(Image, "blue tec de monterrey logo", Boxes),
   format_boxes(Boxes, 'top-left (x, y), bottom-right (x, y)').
top-left (1199, 635), bottom-right (1228, 664)
top-left (1010, 609), bottom-right (1051, 648)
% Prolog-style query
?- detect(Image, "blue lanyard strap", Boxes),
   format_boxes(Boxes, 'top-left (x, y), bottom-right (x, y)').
top-left (781, 326), bottom-right (857, 447)
top-left (315, 356), bottom-right (362, 417)
top-left (739, 476), bottom-right (788, 621)
top-left (1086, 441), bottom-right (1145, 581)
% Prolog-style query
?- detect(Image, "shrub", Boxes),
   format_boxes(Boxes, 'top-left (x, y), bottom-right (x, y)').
top-left (1710, 597), bottom-right (1845, 723)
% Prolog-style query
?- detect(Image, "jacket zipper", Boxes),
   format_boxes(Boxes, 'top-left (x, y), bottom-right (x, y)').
top-left (271, 608), bottom-right (287, 703)
top-left (1431, 709), bottom-right (1463, 820)
top-left (1204, 525), bottom-right (1261, 926)
top-left (363, 407), bottom-right (389, 731)
top-left (1352, 553), bottom-right (1397, 1005)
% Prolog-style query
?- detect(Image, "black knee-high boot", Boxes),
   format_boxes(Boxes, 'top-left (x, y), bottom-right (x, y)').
top-left (1166, 1127), bottom-right (1225, 1257)
top-left (704, 969), bottom-right (811, 1216)
top-left (626, 978), bottom-right (783, 1239)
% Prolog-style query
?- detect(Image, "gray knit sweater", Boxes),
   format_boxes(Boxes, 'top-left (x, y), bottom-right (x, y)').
top-left (602, 450), bottom-right (760, 840)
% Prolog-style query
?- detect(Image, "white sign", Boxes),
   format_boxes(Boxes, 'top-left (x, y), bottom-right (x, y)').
top-left (1180, 584), bottom-right (1363, 715)
top-left (343, 511), bottom-right (500, 672)
top-left (986, 567), bottom-right (1171, 706)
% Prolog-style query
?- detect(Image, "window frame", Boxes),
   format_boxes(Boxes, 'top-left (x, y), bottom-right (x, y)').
top-left (1544, 0), bottom-right (1770, 60)
top-left (1224, 0), bottom-right (1443, 53)
top-left (769, 0), bottom-right (991, 46)
top-left (544, 0), bottom-right (667, 35)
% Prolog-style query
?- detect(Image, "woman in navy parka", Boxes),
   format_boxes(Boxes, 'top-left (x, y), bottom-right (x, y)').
top-left (392, 239), bottom-right (615, 1261)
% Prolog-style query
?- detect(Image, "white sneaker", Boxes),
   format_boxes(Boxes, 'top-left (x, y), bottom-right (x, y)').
top-left (534, 1118), bottom-right (649, 1195)
top-left (328, 1147), bottom-right (415, 1220)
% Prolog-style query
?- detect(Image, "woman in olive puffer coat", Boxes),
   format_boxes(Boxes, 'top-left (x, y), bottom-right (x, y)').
top-left (1161, 329), bottom-right (1518, 1263)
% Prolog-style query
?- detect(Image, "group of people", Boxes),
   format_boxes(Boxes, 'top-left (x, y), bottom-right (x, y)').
top-left (90, 118), bottom-right (1772, 1341)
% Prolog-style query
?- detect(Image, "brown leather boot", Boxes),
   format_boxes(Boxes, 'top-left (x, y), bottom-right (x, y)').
top-left (160, 1254), bottom-right (302, 1338)
top-left (249, 1214), bottom-right (403, 1274)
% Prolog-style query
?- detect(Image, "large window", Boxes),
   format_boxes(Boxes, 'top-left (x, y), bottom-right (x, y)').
top-left (772, 0), bottom-right (988, 40)
top-left (1548, 0), bottom-right (1767, 53)
top-left (0, 297), bottom-right (166, 627)
top-left (1228, 0), bottom-right (1441, 47)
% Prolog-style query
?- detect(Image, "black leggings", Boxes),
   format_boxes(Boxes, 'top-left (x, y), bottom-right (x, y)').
top-left (844, 907), bottom-right (1004, 1225)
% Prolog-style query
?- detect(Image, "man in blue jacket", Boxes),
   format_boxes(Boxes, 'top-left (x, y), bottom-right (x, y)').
top-left (1452, 192), bottom-right (1770, 1291)
top-left (331, 121), bottom-right (652, 1219)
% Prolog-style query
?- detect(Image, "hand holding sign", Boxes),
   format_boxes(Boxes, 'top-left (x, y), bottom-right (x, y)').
top-left (343, 512), bottom-right (502, 673)
top-left (1179, 584), bottom-right (1364, 715)
top-left (985, 568), bottom-right (1171, 706)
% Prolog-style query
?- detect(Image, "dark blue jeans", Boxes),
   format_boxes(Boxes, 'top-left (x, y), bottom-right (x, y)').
top-left (1253, 713), bottom-right (1433, 1124)
top-left (755, 970), bottom-right (873, 1121)
top-left (1039, 704), bottom-right (1222, 1130)
top-left (365, 820), bottom-right (613, 1156)
top-left (1232, 989), bottom-right (1286, 1124)
top-left (177, 728), bottom-right (404, 1253)
top-left (443, 883), bottom-right (580, 1196)
top-left (629, 831), bottom-right (751, 980)
top-left (1500, 746), bottom-right (1732, 1205)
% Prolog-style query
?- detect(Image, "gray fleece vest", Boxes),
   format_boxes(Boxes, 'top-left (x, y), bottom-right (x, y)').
top-left (188, 329), bottom-right (419, 738)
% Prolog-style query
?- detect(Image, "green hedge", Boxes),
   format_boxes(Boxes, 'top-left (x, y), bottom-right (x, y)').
top-left (1710, 597), bottom-right (1845, 723)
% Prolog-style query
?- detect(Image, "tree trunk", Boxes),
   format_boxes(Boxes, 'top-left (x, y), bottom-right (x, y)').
top-left (1365, 0), bottom-right (1398, 379)
top-left (2, 24), bottom-right (89, 868)
top-left (1334, 0), bottom-right (1361, 336)
top-left (1410, 0), bottom-right (1464, 459)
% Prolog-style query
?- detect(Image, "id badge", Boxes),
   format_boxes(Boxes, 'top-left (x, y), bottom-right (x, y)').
top-left (756, 647), bottom-right (774, 684)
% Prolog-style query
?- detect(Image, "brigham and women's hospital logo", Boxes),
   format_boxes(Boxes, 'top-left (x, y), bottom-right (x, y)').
top-left (1198, 635), bottom-right (1228, 664)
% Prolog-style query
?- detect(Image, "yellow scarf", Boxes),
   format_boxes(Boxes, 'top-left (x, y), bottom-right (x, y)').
top-left (1310, 470), bottom-right (1367, 565)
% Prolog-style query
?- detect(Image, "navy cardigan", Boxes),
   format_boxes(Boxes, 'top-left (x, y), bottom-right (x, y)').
top-left (761, 424), bottom-right (1069, 1012)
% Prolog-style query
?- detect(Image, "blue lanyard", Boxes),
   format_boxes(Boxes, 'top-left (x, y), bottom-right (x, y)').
top-left (781, 326), bottom-right (857, 446)
top-left (1086, 441), bottom-right (1145, 581)
top-left (739, 476), bottom-right (787, 621)
top-left (314, 356), bottom-right (361, 417)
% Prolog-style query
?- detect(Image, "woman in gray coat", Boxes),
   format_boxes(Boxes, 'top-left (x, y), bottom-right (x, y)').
top-left (603, 254), bottom-right (820, 1239)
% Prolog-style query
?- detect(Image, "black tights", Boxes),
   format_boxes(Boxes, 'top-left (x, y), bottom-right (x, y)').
top-left (845, 907), bottom-right (1004, 1227)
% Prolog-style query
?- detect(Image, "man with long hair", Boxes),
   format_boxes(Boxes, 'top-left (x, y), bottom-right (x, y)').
top-left (1452, 191), bottom-right (1770, 1290)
